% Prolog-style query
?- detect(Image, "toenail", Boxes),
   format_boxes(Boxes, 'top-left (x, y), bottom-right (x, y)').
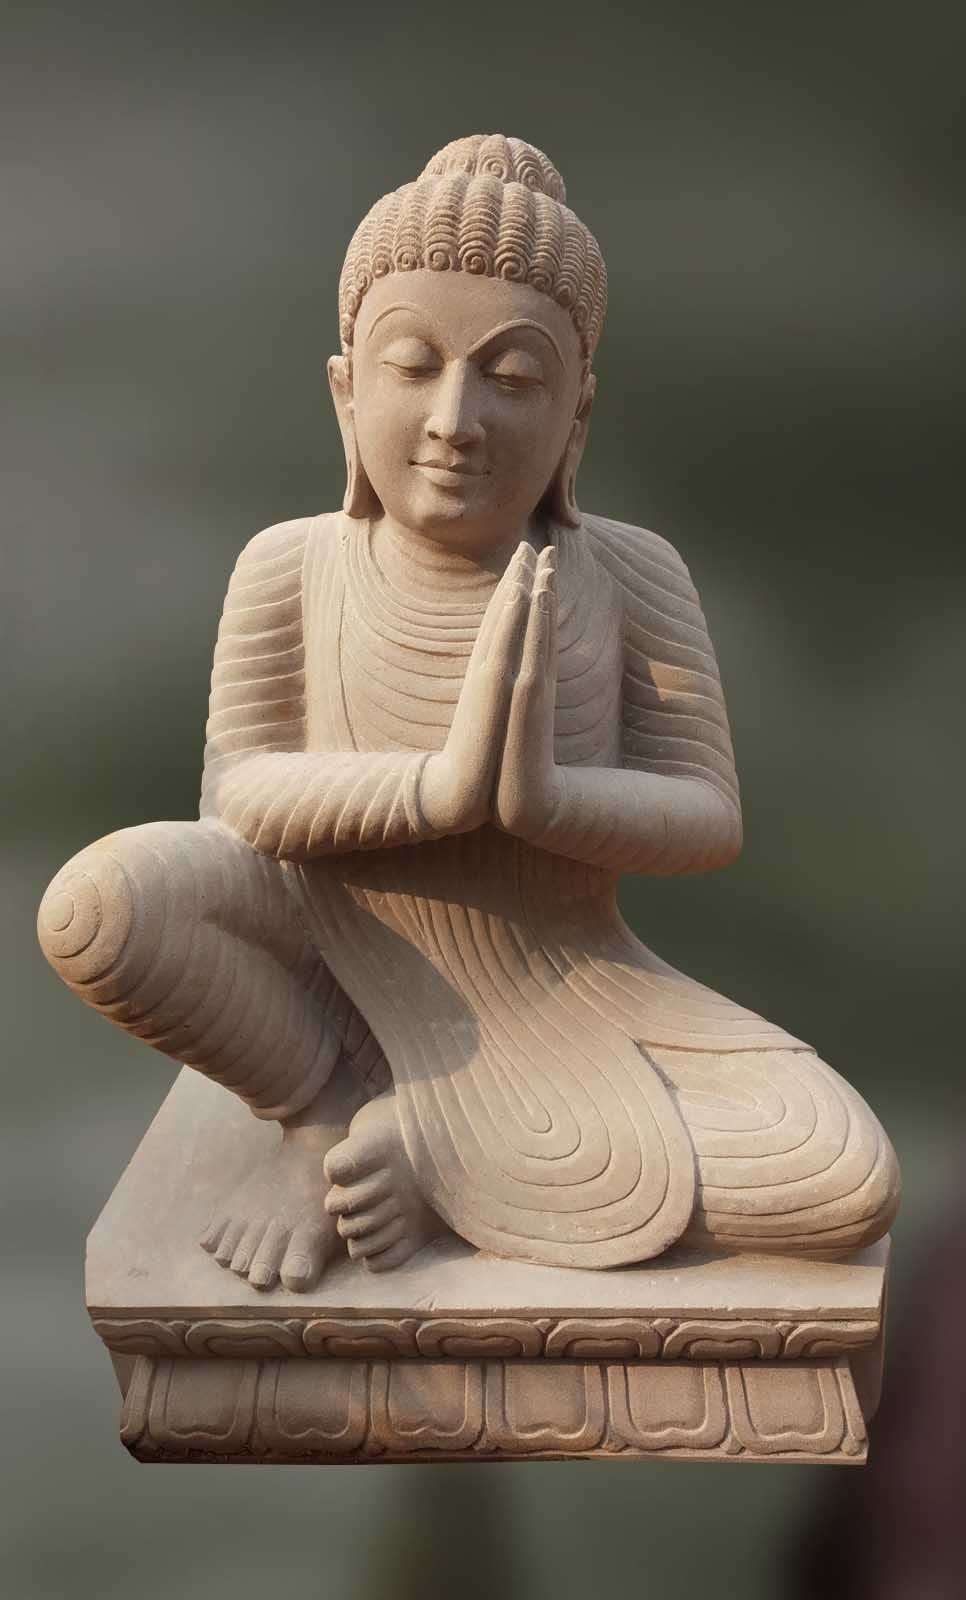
top-left (250, 1266), bottom-right (272, 1287)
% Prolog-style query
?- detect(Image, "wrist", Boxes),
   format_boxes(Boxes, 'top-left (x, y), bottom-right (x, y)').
top-left (419, 751), bottom-right (488, 836)
top-left (497, 764), bottom-right (563, 843)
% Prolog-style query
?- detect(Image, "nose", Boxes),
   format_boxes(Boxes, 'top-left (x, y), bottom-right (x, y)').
top-left (425, 362), bottom-right (484, 448)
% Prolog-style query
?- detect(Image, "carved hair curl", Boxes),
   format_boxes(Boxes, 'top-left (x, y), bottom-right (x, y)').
top-left (338, 135), bottom-right (607, 370)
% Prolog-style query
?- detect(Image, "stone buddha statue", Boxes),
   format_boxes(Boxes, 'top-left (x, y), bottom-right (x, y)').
top-left (38, 134), bottom-right (899, 1297)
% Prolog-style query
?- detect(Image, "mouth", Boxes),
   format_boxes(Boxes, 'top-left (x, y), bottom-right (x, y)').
top-left (410, 459), bottom-right (488, 485)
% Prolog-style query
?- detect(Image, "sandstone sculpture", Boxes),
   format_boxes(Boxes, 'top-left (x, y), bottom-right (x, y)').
top-left (39, 135), bottom-right (900, 1464)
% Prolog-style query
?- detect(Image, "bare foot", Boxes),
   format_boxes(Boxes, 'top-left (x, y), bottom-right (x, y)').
top-left (199, 1060), bottom-right (370, 1292)
top-left (323, 1091), bottom-right (449, 1272)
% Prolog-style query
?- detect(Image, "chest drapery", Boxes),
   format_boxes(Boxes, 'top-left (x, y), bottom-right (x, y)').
top-left (303, 517), bottom-right (623, 767)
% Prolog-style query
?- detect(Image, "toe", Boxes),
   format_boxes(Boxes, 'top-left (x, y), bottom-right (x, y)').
top-left (279, 1225), bottom-right (325, 1293)
top-left (325, 1171), bottom-right (392, 1217)
top-left (248, 1220), bottom-right (287, 1290)
top-left (200, 1214), bottom-right (228, 1254)
top-left (322, 1140), bottom-right (368, 1188)
top-left (336, 1197), bottom-right (400, 1241)
top-left (364, 1237), bottom-right (417, 1274)
top-left (214, 1218), bottom-right (246, 1267)
top-left (230, 1219), bottom-right (266, 1277)
top-left (346, 1215), bottom-right (406, 1261)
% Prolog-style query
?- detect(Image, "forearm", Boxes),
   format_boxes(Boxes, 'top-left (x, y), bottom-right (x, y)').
top-left (514, 766), bottom-right (742, 875)
top-left (201, 749), bottom-right (439, 858)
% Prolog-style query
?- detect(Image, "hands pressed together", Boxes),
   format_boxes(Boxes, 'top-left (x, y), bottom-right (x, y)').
top-left (419, 541), bottom-right (563, 843)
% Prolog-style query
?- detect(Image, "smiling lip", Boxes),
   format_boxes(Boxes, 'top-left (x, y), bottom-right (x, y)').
top-left (410, 459), bottom-right (487, 478)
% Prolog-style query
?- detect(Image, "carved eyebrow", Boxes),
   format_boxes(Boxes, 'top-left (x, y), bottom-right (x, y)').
top-left (364, 305), bottom-right (564, 368)
top-left (467, 319), bottom-right (564, 368)
top-left (365, 303), bottom-right (442, 341)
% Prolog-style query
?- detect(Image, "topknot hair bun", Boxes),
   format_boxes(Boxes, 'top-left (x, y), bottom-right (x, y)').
top-left (420, 135), bottom-right (567, 205)
top-left (338, 133), bottom-right (605, 368)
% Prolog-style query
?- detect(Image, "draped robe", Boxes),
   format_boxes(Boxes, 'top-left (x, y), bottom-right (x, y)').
top-left (199, 511), bottom-right (894, 1266)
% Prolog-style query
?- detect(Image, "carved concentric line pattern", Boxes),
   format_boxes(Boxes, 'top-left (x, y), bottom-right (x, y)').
top-left (43, 510), bottom-right (899, 1266)
top-left (38, 813), bottom-right (390, 1118)
top-left (288, 512), bottom-right (897, 1263)
top-left (118, 1355), bottom-right (868, 1463)
top-left (338, 519), bottom-right (621, 764)
top-left (296, 521), bottom-right (698, 1264)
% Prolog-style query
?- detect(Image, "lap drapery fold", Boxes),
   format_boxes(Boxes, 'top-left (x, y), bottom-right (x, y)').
top-left (290, 828), bottom-right (823, 1266)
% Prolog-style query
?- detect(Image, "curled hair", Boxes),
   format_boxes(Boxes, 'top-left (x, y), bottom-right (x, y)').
top-left (338, 135), bottom-right (607, 370)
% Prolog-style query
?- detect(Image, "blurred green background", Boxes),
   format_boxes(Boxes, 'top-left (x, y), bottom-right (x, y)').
top-left (4, 2), bottom-right (964, 1596)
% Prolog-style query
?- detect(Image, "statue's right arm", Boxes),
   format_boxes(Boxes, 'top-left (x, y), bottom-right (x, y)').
top-left (199, 520), bottom-right (451, 857)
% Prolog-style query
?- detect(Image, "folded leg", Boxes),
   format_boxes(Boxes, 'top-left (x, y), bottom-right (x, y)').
top-left (38, 817), bottom-right (391, 1113)
top-left (38, 818), bottom-right (389, 1287)
top-left (649, 1044), bottom-right (900, 1255)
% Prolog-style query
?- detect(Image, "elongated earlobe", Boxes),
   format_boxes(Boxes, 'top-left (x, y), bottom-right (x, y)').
top-left (342, 424), bottom-right (380, 519)
top-left (547, 435), bottom-right (581, 527)
top-left (544, 375), bottom-right (595, 529)
top-left (327, 355), bottom-right (381, 519)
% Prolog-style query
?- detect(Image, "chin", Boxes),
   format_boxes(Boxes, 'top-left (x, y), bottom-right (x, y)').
top-left (394, 491), bottom-right (482, 539)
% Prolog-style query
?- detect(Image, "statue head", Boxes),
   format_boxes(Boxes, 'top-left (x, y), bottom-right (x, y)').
top-left (328, 135), bottom-right (607, 546)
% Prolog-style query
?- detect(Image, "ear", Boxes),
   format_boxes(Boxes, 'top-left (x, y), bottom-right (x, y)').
top-left (327, 354), bottom-right (380, 519)
top-left (545, 374), bottom-right (596, 529)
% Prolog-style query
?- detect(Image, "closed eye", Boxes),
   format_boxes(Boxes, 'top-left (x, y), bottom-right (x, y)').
top-left (484, 350), bottom-right (545, 390)
top-left (380, 336), bottom-right (442, 380)
top-left (384, 360), bottom-right (440, 379)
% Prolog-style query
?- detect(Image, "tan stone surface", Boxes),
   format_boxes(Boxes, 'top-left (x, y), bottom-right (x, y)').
top-left (40, 136), bottom-right (900, 1483)
top-left (95, 1082), bottom-right (884, 1466)
top-left (90, 1071), bottom-right (888, 1334)
top-left (117, 1351), bottom-right (872, 1465)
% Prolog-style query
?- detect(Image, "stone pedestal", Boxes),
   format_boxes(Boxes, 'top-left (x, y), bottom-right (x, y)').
top-left (89, 1073), bottom-right (889, 1466)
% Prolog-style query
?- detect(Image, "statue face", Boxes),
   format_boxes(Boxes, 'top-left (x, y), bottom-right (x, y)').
top-left (344, 270), bottom-right (586, 547)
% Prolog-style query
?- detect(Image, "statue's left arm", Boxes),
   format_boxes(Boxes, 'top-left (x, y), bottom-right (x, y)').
top-left (495, 520), bottom-right (742, 875)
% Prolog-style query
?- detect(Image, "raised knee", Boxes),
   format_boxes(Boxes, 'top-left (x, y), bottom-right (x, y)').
top-left (39, 835), bottom-right (137, 990)
top-left (37, 821), bottom-right (205, 993)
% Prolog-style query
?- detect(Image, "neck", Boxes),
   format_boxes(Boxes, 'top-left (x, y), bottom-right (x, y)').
top-left (373, 512), bottom-right (547, 584)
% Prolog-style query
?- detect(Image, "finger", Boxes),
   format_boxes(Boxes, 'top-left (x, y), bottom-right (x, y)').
top-left (483, 573), bottom-right (532, 676)
top-left (496, 554), bottom-right (558, 826)
top-left (454, 567), bottom-right (533, 761)
top-left (505, 538), bottom-right (538, 588)
top-left (511, 561), bottom-right (555, 711)
top-left (528, 547), bottom-right (558, 660)
top-left (535, 541), bottom-right (557, 586)
top-left (471, 541), bottom-right (534, 664)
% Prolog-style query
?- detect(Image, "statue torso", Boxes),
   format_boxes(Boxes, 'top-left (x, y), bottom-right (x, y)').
top-left (304, 515), bottom-right (623, 767)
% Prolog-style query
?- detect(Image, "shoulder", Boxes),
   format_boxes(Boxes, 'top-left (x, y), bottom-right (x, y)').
top-left (231, 514), bottom-right (317, 576)
top-left (579, 512), bottom-right (704, 617)
top-left (227, 512), bottom-right (348, 590)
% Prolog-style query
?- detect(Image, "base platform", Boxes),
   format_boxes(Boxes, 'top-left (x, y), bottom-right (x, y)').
top-left (89, 1073), bottom-right (889, 1466)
